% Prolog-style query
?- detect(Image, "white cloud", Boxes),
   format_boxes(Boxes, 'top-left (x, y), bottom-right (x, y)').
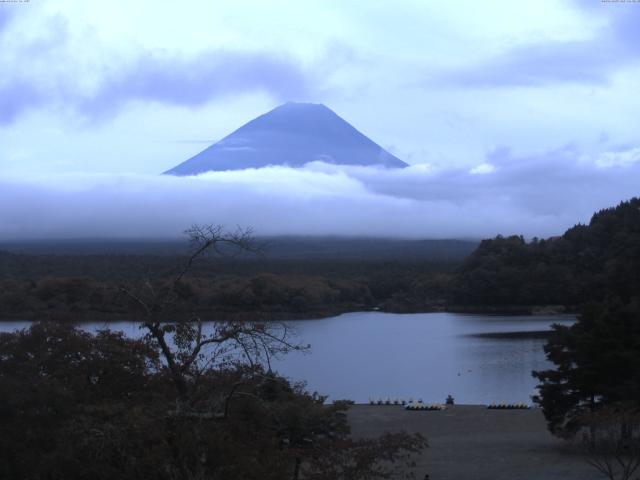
top-left (469, 163), bottom-right (496, 175)
top-left (589, 147), bottom-right (640, 168)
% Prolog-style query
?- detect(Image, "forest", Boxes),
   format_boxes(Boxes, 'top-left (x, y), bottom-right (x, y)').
top-left (452, 197), bottom-right (640, 309)
top-left (0, 252), bottom-right (457, 321)
top-left (2, 199), bottom-right (640, 320)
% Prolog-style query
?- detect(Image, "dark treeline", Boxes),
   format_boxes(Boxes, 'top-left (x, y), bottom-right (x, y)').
top-left (0, 237), bottom-right (473, 321)
top-left (0, 253), bottom-right (456, 321)
top-left (452, 197), bottom-right (640, 309)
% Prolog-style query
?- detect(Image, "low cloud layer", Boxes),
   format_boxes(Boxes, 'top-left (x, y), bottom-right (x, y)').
top-left (1, 148), bottom-right (638, 240)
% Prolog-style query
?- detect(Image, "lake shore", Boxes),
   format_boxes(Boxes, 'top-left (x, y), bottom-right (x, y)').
top-left (0, 304), bottom-right (576, 323)
top-left (348, 404), bottom-right (599, 479)
top-left (0, 307), bottom-right (356, 323)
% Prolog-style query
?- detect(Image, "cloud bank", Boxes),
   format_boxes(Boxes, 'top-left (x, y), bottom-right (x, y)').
top-left (1, 148), bottom-right (638, 240)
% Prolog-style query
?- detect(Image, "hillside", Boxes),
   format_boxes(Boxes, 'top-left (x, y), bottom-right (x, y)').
top-left (451, 197), bottom-right (640, 308)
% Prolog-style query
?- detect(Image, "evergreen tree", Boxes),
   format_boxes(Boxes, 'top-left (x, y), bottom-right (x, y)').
top-left (453, 197), bottom-right (640, 308)
top-left (533, 300), bottom-right (640, 436)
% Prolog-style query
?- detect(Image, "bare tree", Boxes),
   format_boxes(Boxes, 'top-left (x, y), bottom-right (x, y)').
top-left (119, 224), bottom-right (304, 406)
top-left (115, 225), bottom-right (426, 479)
top-left (582, 405), bottom-right (640, 480)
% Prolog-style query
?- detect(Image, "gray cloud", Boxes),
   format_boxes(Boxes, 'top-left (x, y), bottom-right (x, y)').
top-left (435, 2), bottom-right (640, 88)
top-left (0, 147), bottom-right (638, 240)
top-left (0, 14), bottom-right (70, 124)
top-left (437, 41), bottom-right (617, 87)
top-left (0, 82), bottom-right (44, 125)
top-left (0, 13), bottom-right (314, 125)
top-left (0, 9), bottom-right (14, 32)
top-left (78, 50), bottom-right (312, 121)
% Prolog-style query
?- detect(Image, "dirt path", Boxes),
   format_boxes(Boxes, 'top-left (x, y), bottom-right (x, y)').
top-left (348, 405), bottom-right (603, 480)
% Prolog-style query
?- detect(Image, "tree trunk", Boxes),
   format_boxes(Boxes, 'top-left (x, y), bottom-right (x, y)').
top-left (293, 456), bottom-right (301, 480)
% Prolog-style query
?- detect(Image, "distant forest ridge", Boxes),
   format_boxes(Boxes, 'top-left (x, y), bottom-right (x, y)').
top-left (0, 236), bottom-right (479, 261)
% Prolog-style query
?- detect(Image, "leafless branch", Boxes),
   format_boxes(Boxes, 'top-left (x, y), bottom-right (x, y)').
top-left (583, 406), bottom-right (640, 480)
top-left (119, 224), bottom-right (302, 406)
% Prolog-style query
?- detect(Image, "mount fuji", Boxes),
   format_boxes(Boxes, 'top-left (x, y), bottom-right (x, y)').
top-left (164, 102), bottom-right (408, 175)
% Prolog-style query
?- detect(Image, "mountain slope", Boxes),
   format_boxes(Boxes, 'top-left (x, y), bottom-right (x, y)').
top-left (451, 197), bottom-right (640, 307)
top-left (164, 102), bottom-right (408, 175)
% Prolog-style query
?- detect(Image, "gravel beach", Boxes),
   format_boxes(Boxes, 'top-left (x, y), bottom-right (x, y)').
top-left (348, 405), bottom-right (602, 480)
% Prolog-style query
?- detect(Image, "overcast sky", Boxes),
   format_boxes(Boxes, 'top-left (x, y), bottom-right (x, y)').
top-left (1, 0), bottom-right (639, 239)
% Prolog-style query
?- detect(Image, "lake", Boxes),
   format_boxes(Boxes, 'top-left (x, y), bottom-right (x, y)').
top-left (0, 312), bottom-right (575, 404)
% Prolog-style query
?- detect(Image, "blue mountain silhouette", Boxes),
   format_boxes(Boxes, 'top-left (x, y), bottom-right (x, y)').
top-left (164, 102), bottom-right (407, 174)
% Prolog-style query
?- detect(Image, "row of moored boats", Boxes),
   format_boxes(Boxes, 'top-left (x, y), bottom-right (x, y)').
top-left (368, 398), bottom-right (532, 410)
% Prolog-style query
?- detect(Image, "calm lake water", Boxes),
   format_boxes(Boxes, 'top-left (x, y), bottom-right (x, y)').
top-left (0, 312), bottom-right (575, 404)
